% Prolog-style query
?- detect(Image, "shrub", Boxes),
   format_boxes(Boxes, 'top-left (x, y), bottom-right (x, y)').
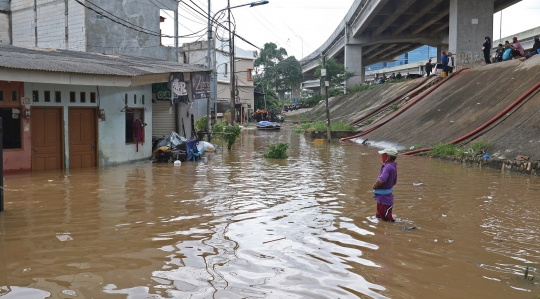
top-left (264, 142), bottom-right (290, 159)
top-left (223, 124), bottom-right (241, 150)
top-left (427, 143), bottom-right (465, 157)
top-left (468, 140), bottom-right (493, 156)
top-left (195, 115), bottom-right (208, 132)
top-left (328, 88), bottom-right (343, 97)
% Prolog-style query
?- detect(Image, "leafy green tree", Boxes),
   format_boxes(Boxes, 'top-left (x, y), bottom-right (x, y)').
top-left (314, 58), bottom-right (354, 89)
top-left (254, 43), bottom-right (288, 72)
top-left (272, 56), bottom-right (303, 92)
top-left (254, 43), bottom-right (289, 96)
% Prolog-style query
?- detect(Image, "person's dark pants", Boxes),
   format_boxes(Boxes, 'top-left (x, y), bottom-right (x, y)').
top-left (525, 51), bottom-right (537, 59)
top-left (426, 70), bottom-right (431, 76)
top-left (448, 67), bottom-right (453, 74)
top-left (376, 202), bottom-right (395, 222)
top-left (442, 64), bottom-right (448, 74)
top-left (511, 49), bottom-right (522, 58)
top-left (496, 57), bottom-right (503, 62)
top-left (484, 51), bottom-right (491, 64)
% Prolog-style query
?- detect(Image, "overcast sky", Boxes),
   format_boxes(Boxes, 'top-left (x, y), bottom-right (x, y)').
top-left (163, 0), bottom-right (540, 59)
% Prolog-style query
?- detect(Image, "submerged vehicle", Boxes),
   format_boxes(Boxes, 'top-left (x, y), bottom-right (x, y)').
top-left (256, 121), bottom-right (281, 130)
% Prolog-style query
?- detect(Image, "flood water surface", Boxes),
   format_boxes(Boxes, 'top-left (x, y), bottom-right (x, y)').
top-left (1, 128), bottom-right (540, 298)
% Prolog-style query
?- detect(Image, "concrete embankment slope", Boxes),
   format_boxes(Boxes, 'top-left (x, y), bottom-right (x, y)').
top-left (360, 55), bottom-right (540, 160)
top-left (305, 78), bottom-right (426, 124)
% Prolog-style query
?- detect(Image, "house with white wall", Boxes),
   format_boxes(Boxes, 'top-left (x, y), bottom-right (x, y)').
top-left (3, 0), bottom-right (201, 142)
top-left (0, 44), bottom-right (208, 172)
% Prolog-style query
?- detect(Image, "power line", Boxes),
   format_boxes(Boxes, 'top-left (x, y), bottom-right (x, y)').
top-left (178, 0), bottom-right (261, 50)
top-left (74, 0), bottom-right (206, 39)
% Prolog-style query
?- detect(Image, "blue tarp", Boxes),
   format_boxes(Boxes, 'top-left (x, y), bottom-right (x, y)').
top-left (185, 140), bottom-right (200, 161)
top-left (257, 121), bottom-right (279, 127)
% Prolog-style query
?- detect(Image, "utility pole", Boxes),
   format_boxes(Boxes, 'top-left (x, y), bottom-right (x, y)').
top-left (228, 0), bottom-right (236, 125)
top-left (206, 0), bottom-right (213, 141)
top-left (322, 56), bottom-right (331, 142)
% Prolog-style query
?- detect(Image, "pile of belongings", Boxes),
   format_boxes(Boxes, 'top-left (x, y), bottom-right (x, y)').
top-left (151, 132), bottom-right (216, 163)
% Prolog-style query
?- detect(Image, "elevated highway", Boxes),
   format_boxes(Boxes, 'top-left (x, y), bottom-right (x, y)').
top-left (301, 0), bottom-right (522, 89)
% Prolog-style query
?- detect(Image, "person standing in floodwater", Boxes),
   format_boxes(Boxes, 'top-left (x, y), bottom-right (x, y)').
top-left (373, 147), bottom-right (398, 222)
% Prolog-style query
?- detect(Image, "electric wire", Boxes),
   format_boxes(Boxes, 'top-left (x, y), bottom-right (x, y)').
top-left (178, 0), bottom-right (261, 50)
top-left (74, 0), bottom-right (206, 38)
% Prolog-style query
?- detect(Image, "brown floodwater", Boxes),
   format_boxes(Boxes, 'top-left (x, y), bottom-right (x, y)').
top-left (1, 127), bottom-right (540, 299)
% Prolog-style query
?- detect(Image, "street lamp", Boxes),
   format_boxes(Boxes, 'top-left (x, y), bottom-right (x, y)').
top-left (206, 0), bottom-right (269, 128)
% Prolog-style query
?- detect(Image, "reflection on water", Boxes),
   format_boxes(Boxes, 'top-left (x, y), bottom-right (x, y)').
top-left (1, 128), bottom-right (540, 298)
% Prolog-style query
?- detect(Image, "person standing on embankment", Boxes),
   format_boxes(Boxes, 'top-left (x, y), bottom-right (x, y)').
top-left (373, 147), bottom-right (398, 222)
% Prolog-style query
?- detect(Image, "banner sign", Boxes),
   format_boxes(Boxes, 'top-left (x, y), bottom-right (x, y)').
top-left (152, 83), bottom-right (170, 101)
top-left (191, 72), bottom-right (210, 100)
top-left (170, 72), bottom-right (189, 104)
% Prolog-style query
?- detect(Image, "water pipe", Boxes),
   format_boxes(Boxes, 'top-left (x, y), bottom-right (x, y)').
top-left (340, 68), bottom-right (469, 143)
top-left (402, 80), bottom-right (540, 156)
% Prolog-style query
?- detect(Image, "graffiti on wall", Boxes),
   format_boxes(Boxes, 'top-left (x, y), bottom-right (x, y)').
top-left (170, 73), bottom-right (189, 104)
top-left (191, 72), bottom-right (210, 100)
top-left (152, 83), bottom-right (170, 101)
top-left (456, 52), bottom-right (486, 71)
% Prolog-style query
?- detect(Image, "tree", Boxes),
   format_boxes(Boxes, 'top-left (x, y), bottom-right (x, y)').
top-left (272, 56), bottom-right (303, 92)
top-left (254, 42), bottom-right (288, 72)
top-left (254, 43), bottom-right (288, 93)
top-left (314, 58), bottom-right (354, 89)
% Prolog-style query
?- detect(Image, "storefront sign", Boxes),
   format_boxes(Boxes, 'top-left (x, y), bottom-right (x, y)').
top-left (191, 72), bottom-right (210, 100)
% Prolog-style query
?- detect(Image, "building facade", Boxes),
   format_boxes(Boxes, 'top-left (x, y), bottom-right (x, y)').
top-left (0, 45), bottom-right (208, 172)
top-left (8, 0), bottom-right (179, 61)
top-left (183, 39), bottom-right (255, 124)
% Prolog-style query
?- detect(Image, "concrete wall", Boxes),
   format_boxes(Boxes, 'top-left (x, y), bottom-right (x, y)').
top-left (11, 0), bottom-right (86, 49)
top-left (24, 82), bottom-right (152, 168)
top-left (0, 0), bottom-right (10, 44)
top-left (10, 0), bottom-right (177, 58)
top-left (360, 57), bottom-right (540, 160)
top-left (449, 0), bottom-right (494, 70)
top-left (67, 0), bottom-right (86, 51)
top-left (11, 0), bottom-right (35, 47)
top-left (85, 0), bottom-right (177, 61)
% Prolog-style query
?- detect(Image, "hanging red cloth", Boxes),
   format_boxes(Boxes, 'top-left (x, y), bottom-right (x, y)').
top-left (134, 119), bottom-right (144, 152)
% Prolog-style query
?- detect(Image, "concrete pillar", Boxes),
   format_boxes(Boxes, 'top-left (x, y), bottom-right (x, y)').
top-left (278, 91), bottom-right (285, 101)
top-left (436, 45), bottom-right (443, 63)
top-left (344, 44), bottom-right (363, 89)
top-left (292, 83), bottom-right (301, 100)
top-left (449, 0), bottom-right (494, 70)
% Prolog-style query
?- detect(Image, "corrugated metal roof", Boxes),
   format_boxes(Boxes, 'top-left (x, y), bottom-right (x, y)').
top-left (0, 44), bottom-right (209, 76)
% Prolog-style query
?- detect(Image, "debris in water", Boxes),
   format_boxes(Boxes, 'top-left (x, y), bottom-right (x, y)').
top-left (56, 234), bottom-right (73, 242)
top-left (263, 237), bottom-right (286, 244)
top-left (402, 226), bottom-right (416, 231)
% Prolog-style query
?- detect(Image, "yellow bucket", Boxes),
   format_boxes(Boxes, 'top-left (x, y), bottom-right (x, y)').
top-left (441, 71), bottom-right (447, 78)
top-left (314, 139), bottom-right (325, 145)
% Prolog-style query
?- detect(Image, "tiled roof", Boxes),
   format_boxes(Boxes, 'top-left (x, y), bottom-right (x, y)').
top-left (0, 44), bottom-right (209, 76)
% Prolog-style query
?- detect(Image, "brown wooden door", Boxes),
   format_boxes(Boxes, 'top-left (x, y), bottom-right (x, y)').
top-left (31, 108), bottom-right (63, 171)
top-left (69, 108), bottom-right (97, 168)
